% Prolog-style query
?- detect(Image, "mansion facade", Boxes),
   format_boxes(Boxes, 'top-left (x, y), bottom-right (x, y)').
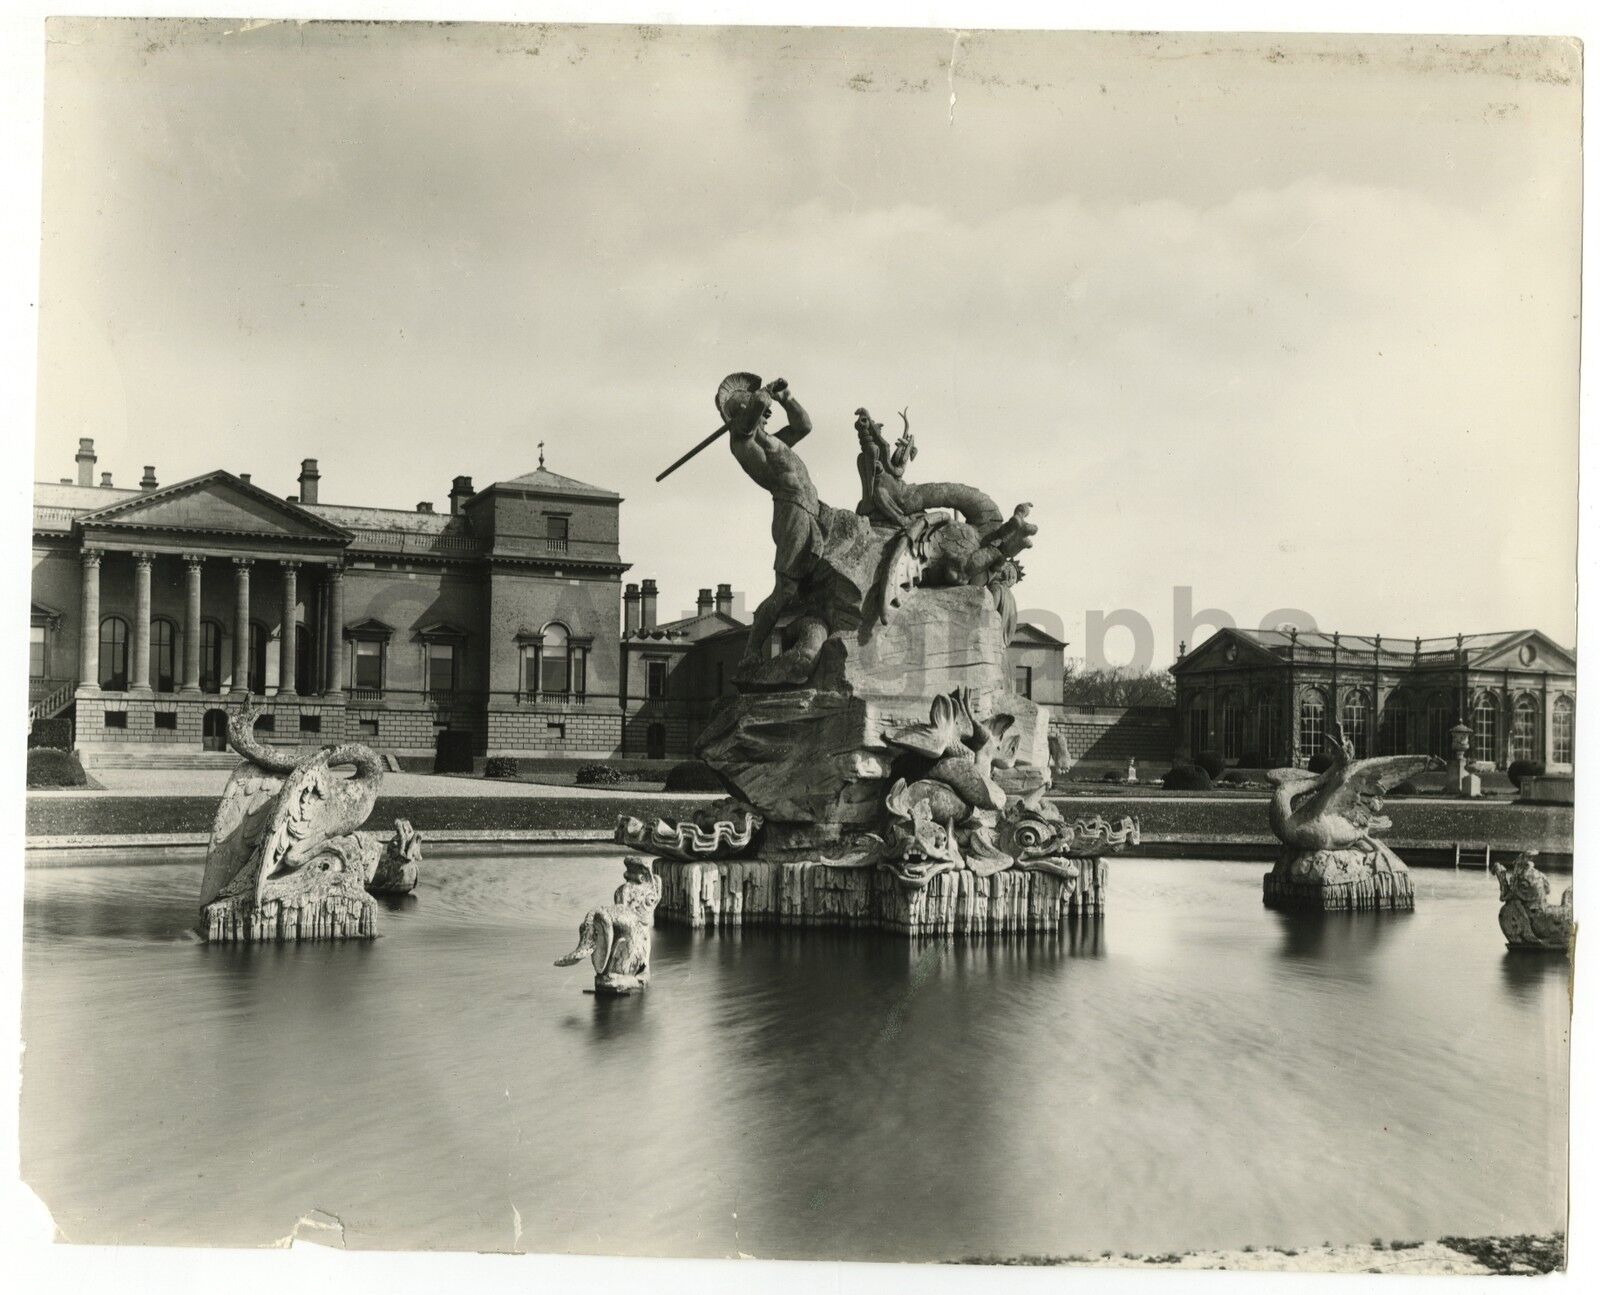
top-left (1171, 627), bottom-right (1577, 771)
top-left (31, 440), bottom-right (629, 759)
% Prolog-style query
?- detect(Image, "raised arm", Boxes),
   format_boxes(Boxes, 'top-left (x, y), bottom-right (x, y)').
top-left (773, 387), bottom-right (813, 447)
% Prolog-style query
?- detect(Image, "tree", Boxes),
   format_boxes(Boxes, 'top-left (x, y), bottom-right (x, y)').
top-left (1060, 661), bottom-right (1176, 707)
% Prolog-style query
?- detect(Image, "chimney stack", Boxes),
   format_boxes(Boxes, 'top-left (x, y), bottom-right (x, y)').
top-left (449, 475), bottom-right (474, 515)
top-left (239, 473), bottom-right (251, 485)
top-left (140, 466), bottom-right (158, 491)
top-left (623, 582), bottom-right (641, 635)
top-left (416, 501), bottom-right (434, 513)
top-left (639, 579), bottom-right (659, 630)
top-left (100, 471), bottom-right (114, 488)
top-left (287, 494), bottom-right (299, 504)
top-left (75, 438), bottom-right (96, 486)
top-left (59, 478), bottom-right (71, 485)
top-left (715, 583), bottom-right (734, 617)
top-left (298, 458), bottom-right (320, 504)
top-left (696, 587), bottom-right (714, 615)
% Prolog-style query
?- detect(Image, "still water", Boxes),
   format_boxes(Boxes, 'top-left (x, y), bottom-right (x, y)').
top-left (22, 854), bottom-right (1568, 1260)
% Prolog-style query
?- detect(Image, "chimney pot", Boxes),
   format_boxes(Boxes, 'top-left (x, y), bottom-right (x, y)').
top-left (287, 494), bottom-right (299, 504)
top-left (417, 501), bottom-right (434, 513)
top-left (100, 471), bottom-right (113, 488)
top-left (623, 582), bottom-right (641, 635)
top-left (297, 457), bottom-right (321, 505)
top-left (639, 578), bottom-right (659, 631)
top-left (140, 466), bottom-right (158, 491)
top-left (449, 475), bottom-right (475, 515)
top-left (715, 582), bottom-right (734, 617)
top-left (59, 477), bottom-right (71, 484)
top-left (75, 437), bottom-right (96, 486)
top-left (696, 587), bottom-right (714, 614)
top-left (239, 473), bottom-right (251, 485)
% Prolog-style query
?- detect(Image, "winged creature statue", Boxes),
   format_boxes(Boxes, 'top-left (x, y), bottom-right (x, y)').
top-left (1266, 726), bottom-right (1438, 852)
top-left (555, 856), bottom-right (663, 994)
top-left (199, 706), bottom-right (419, 940)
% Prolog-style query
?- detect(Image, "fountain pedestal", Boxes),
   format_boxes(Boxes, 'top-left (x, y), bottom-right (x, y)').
top-left (1262, 843), bottom-right (1415, 912)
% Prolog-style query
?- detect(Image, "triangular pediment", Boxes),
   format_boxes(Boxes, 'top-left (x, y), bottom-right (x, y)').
top-left (346, 617), bottom-right (396, 640)
top-left (1468, 630), bottom-right (1576, 674)
top-left (77, 471), bottom-right (351, 543)
top-left (1172, 628), bottom-right (1284, 674)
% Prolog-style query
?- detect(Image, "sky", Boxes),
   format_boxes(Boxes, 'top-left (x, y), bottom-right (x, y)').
top-left (33, 19), bottom-right (1582, 660)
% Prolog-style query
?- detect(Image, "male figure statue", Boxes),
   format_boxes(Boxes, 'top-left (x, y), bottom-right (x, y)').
top-left (717, 373), bottom-right (837, 670)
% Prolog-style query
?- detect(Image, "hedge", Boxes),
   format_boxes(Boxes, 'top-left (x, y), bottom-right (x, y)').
top-left (26, 748), bottom-right (87, 789)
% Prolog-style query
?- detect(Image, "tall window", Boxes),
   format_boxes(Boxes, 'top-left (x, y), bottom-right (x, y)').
top-left (1552, 695), bottom-right (1574, 765)
top-left (1426, 692), bottom-right (1453, 759)
top-left (1298, 690), bottom-right (1326, 761)
top-left (647, 659), bottom-right (668, 700)
top-left (541, 623), bottom-right (569, 695)
top-left (1472, 693), bottom-right (1499, 763)
top-left (1219, 691), bottom-right (1245, 760)
top-left (1015, 665), bottom-right (1033, 699)
top-left (427, 642), bottom-right (457, 696)
top-left (1341, 690), bottom-right (1370, 758)
top-left (248, 623), bottom-right (268, 694)
top-left (1378, 690), bottom-right (1409, 756)
top-left (29, 625), bottom-right (46, 678)
top-left (200, 620), bottom-right (223, 694)
top-left (1252, 690), bottom-right (1279, 761)
top-left (1510, 696), bottom-right (1540, 763)
top-left (546, 515), bottom-right (569, 551)
top-left (295, 624), bottom-right (315, 695)
top-left (152, 618), bottom-right (177, 693)
top-left (353, 640), bottom-right (384, 695)
top-left (98, 616), bottom-right (129, 691)
top-left (520, 625), bottom-right (587, 699)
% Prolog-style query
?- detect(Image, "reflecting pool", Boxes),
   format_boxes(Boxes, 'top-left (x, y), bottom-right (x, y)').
top-left (21, 854), bottom-right (1569, 1260)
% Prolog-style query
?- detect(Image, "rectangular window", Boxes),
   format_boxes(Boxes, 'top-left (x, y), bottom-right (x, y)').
top-left (647, 659), bottom-right (667, 700)
top-left (1014, 665), bottom-right (1033, 699)
top-left (300, 714), bottom-right (322, 733)
top-left (1552, 700), bottom-right (1574, 765)
top-left (427, 642), bottom-right (457, 695)
top-left (358, 718), bottom-right (379, 738)
top-left (353, 640), bottom-right (383, 693)
top-left (547, 722), bottom-right (565, 740)
top-left (256, 713), bottom-right (275, 732)
top-left (154, 710), bottom-right (177, 730)
top-left (104, 711), bottom-right (127, 729)
top-left (29, 625), bottom-right (46, 677)
top-left (571, 646), bottom-right (587, 699)
top-left (546, 515), bottom-right (569, 546)
top-left (521, 644), bottom-right (540, 698)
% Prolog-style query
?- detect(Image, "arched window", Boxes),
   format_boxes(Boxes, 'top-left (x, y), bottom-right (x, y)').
top-left (152, 617), bottom-right (178, 693)
top-left (1378, 689), bottom-right (1410, 756)
top-left (98, 616), bottom-right (129, 691)
top-left (200, 620), bottom-right (224, 694)
top-left (1472, 693), bottom-right (1499, 763)
top-left (1341, 690), bottom-right (1371, 758)
top-left (1186, 693), bottom-right (1209, 756)
top-left (521, 623), bottom-right (589, 700)
top-left (1425, 691), bottom-right (1453, 760)
top-left (1510, 695), bottom-right (1540, 763)
top-left (295, 624), bottom-right (315, 695)
top-left (1251, 689), bottom-right (1280, 763)
top-left (248, 622), bottom-right (268, 694)
top-left (1298, 689), bottom-right (1326, 762)
top-left (1218, 689), bottom-right (1246, 761)
top-left (1552, 695), bottom-right (1574, 765)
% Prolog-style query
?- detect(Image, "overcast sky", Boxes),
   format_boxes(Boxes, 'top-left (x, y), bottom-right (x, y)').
top-left (35, 20), bottom-right (1581, 659)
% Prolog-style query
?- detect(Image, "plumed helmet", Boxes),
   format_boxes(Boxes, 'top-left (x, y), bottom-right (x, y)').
top-left (716, 372), bottom-right (764, 425)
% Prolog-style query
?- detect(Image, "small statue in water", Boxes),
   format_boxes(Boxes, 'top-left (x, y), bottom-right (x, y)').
top-left (1493, 851), bottom-right (1573, 952)
top-left (555, 857), bottom-right (663, 995)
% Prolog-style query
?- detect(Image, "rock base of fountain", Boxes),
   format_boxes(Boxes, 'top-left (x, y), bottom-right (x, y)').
top-left (1262, 843), bottom-right (1415, 912)
top-left (653, 856), bottom-right (1105, 935)
top-left (202, 871), bottom-right (378, 943)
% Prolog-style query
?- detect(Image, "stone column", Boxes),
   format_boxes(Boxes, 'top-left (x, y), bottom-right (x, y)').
top-left (130, 551), bottom-right (154, 693)
top-left (181, 554), bottom-right (203, 693)
top-left (77, 548), bottom-right (102, 692)
top-left (279, 561), bottom-right (300, 697)
top-left (325, 564), bottom-right (346, 696)
top-left (232, 557), bottom-right (253, 694)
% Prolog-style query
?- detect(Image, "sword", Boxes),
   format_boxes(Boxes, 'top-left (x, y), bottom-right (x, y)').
top-left (655, 378), bottom-right (787, 482)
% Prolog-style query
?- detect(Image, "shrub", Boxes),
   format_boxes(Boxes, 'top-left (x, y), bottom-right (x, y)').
top-left (29, 718), bottom-right (73, 750)
top-left (662, 760), bottom-right (726, 793)
top-left (1219, 770), bottom-right (1249, 786)
top-left (1308, 751), bottom-right (1335, 774)
top-left (1507, 759), bottom-right (1546, 790)
top-left (1162, 764), bottom-right (1213, 791)
top-left (483, 756), bottom-right (520, 779)
top-left (1194, 750), bottom-right (1227, 779)
top-left (576, 762), bottom-right (624, 786)
top-left (1388, 779), bottom-right (1421, 796)
top-left (1100, 769), bottom-right (1125, 783)
top-left (27, 748), bottom-right (87, 789)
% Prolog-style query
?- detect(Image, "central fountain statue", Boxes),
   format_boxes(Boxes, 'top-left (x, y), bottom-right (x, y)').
top-left (615, 373), bottom-right (1136, 936)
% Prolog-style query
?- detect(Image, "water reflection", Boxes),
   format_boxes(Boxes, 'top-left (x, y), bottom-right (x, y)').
top-left (1500, 948), bottom-right (1572, 1001)
top-left (21, 856), bottom-right (1569, 1261)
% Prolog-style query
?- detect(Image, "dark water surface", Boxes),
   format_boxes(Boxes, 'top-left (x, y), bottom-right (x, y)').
top-left (22, 855), bottom-right (1568, 1260)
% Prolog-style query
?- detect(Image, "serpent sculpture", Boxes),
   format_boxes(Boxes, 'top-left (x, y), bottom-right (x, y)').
top-left (199, 705), bottom-right (422, 941)
top-left (555, 857), bottom-right (663, 995)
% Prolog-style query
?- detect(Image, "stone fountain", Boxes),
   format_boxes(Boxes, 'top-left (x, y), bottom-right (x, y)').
top-left (616, 376), bottom-right (1136, 936)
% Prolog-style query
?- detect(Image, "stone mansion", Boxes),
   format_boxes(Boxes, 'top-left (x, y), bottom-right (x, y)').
top-left (28, 440), bottom-right (1073, 763)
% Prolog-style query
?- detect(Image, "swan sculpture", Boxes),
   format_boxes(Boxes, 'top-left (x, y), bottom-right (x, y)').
top-left (1266, 726), bottom-right (1438, 852)
top-left (555, 857), bottom-right (663, 994)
